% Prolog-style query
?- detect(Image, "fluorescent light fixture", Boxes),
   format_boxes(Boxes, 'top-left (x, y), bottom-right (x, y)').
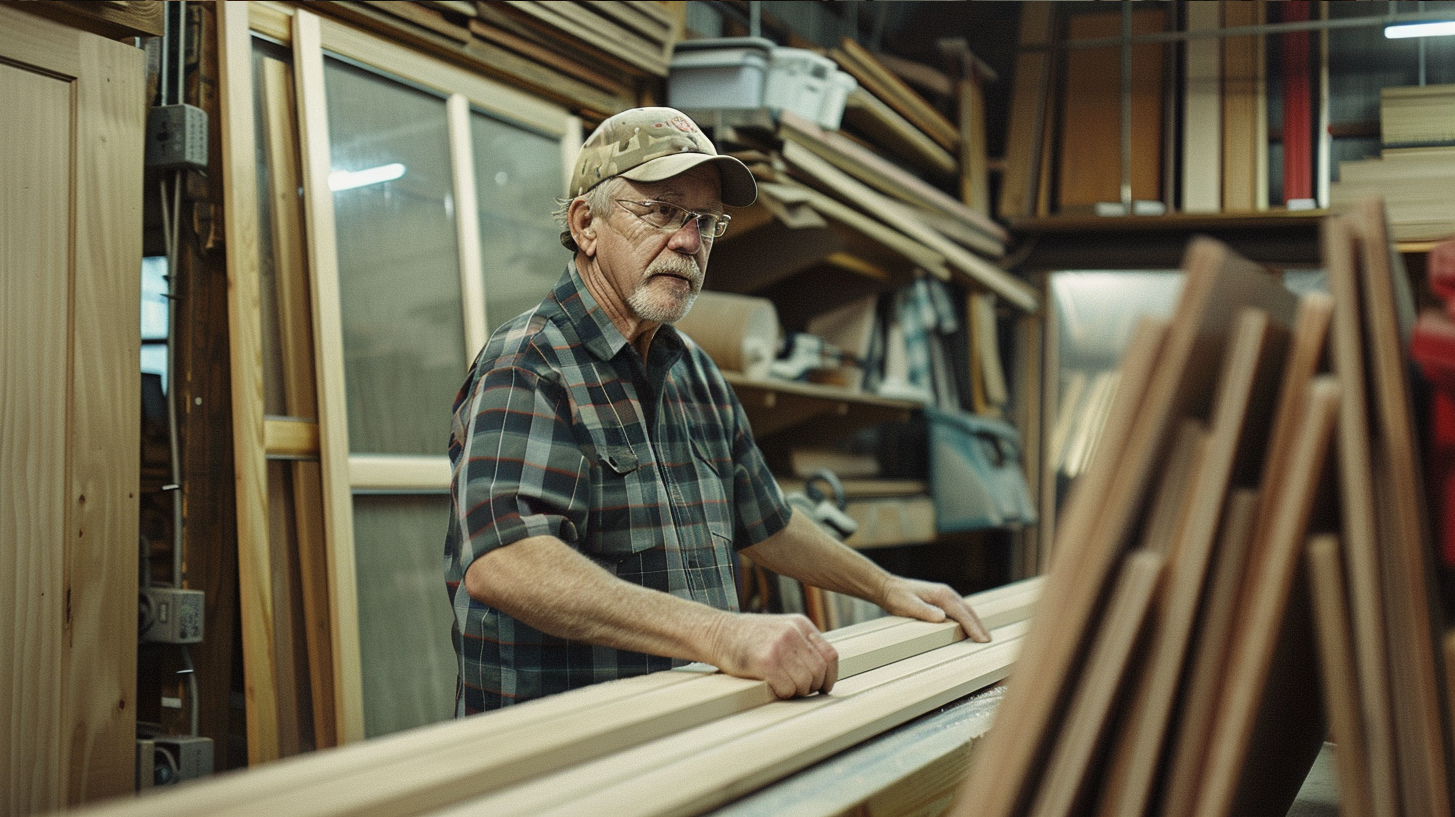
top-left (328, 162), bottom-right (406, 191)
top-left (1384, 20), bottom-right (1455, 38)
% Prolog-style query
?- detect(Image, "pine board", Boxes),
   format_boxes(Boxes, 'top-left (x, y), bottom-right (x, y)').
top-left (1192, 377), bottom-right (1340, 817)
top-left (1307, 533), bottom-right (1376, 817)
top-left (951, 238), bottom-right (1297, 817)
top-left (1321, 213), bottom-right (1401, 817)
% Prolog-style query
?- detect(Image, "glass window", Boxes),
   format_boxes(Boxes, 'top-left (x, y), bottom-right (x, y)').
top-left (324, 57), bottom-right (465, 455)
top-left (471, 110), bottom-right (568, 334)
top-left (353, 494), bottom-right (457, 738)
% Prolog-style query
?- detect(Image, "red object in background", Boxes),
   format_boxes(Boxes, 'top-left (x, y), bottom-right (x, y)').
top-left (1413, 240), bottom-right (1455, 566)
top-left (1281, 1), bottom-right (1312, 204)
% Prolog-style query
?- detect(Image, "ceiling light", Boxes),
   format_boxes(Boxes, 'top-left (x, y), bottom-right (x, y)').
top-left (1384, 20), bottom-right (1455, 38)
top-left (328, 162), bottom-right (406, 191)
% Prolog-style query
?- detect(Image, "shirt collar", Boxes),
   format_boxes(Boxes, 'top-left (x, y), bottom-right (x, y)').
top-left (550, 262), bottom-right (686, 364)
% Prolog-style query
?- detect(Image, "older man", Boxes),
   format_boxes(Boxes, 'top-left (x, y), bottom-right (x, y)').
top-left (445, 107), bottom-right (988, 713)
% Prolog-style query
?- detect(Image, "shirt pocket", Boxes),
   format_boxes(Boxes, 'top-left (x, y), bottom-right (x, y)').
top-left (585, 443), bottom-right (654, 561)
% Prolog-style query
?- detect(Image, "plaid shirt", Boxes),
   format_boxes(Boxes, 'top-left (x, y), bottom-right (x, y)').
top-left (445, 264), bottom-right (792, 713)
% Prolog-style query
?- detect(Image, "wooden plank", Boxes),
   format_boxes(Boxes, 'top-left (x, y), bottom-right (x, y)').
top-left (212, 100), bottom-right (289, 713)
top-left (465, 16), bottom-right (631, 95)
top-left (778, 110), bottom-right (1007, 251)
top-left (359, 0), bottom-right (471, 42)
top-left (264, 418), bottom-right (321, 459)
top-left (1057, 7), bottom-right (1166, 212)
top-left (505, 632), bottom-right (1026, 817)
top-left (258, 52), bottom-right (340, 749)
top-left (1307, 533), bottom-right (1376, 817)
top-left (499, 0), bottom-right (670, 76)
top-left (1192, 377), bottom-right (1341, 817)
top-left (1182, 0), bottom-right (1221, 212)
top-left (1098, 295), bottom-right (1317, 817)
top-left (12, 0), bottom-right (164, 39)
top-left (1159, 488), bottom-right (1262, 815)
top-left (1322, 213), bottom-right (1402, 817)
top-left (1353, 197), bottom-right (1451, 816)
top-left (780, 141), bottom-right (1038, 312)
top-left (1222, 0), bottom-right (1268, 212)
top-left (958, 66), bottom-right (990, 216)
top-left (950, 238), bottom-right (1298, 817)
top-left (1027, 551), bottom-right (1165, 817)
top-left (447, 93), bottom-right (487, 358)
top-left (999, 2), bottom-right (1055, 219)
top-left (834, 38), bottom-right (960, 154)
top-left (577, 0), bottom-right (673, 43)
top-left (840, 87), bottom-right (959, 179)
top-left (1, 21), bottom-right (76, 813)
top-left (294, 8), bottom-right (368, 745)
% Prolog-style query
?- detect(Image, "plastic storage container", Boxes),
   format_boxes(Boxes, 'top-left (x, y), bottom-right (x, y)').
top-left (667, 37), bottom-right (774, 110)
top-left (818, 68), bottom-right (857, 130)
top-left (763, 47), bottom-right (836, 124)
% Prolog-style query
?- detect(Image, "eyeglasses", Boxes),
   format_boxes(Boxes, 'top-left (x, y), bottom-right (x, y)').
top-left (614, 199), bottom-right (731, 240)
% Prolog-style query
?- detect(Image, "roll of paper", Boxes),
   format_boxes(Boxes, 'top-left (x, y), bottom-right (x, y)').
top-left (674, 290), bottom-right (782, 379)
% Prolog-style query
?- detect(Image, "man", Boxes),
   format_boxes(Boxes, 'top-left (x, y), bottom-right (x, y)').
top-left (445, 107), bottom-right (988, 714)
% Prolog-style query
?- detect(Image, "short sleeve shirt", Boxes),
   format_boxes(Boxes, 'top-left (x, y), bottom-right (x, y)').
top-left (444, 264), bottom-right (792, 713)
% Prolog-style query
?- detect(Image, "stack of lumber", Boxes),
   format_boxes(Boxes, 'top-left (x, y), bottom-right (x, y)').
top-left (65, 579), bottom-right (1042, 817)
top-left (829, 37), bottom-right (961, 181)
top-left (301, 1), bottom-right (684, 118)
top-left (945, 197), bottom-right (1452, 817)
top-left (1331, 84), bottom-right (1455, 243)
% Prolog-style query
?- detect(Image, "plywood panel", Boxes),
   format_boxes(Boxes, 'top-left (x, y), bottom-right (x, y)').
top-left (1223, 1), bottom-right (1268, 212)
top-left (1057, 8), bottom-right (1166, 212)
top-left (1307, 534), bottom-right (1375, 817)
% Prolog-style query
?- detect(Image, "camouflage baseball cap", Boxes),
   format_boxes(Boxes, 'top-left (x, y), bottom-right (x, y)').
top-left (569, 107), bottom-right (757, 207)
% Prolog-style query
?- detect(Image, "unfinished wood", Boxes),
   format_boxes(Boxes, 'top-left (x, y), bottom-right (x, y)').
top-left (465, 17), bottom-right (629, 96)
top-left (1134, 419), bottom-right (1210, 559)
top-left (950, 238), bottom-right (1297, 817)
top-left (835, 38), bottom-right (960, 154)
top-left (221, 0), bottom-right (285, 764)
top-left (13, 0), bottom-right (164, 38)
top-left (499, 0), bottom-right (671, 76)
top-left (1159, 488), bottom-right (1262, 815)
top-left (2, 8), bottom-right (144, 809)
top-left (778, 110), bottom-right (1006, 252)
top-left (1028, 550), bottom-right (1164, 817)
top-left (1099, 297), bottom-right (1313, 817)
top-left (840, 87), bottom-right (959, 179)
top-left (518, 633), bottom-right (1026, 817)
top-left (1222, 0), bottom-right (1268, 212)
top-left (999, 2), bottom-right (1055, 219)
top-left (348, 455), bottom-right (451, 492)
top-left (1182, 0), bottom-right (1221, 213)
top-left (780, 141), bottom-right (1038, 311)
top-left (360, 0), bottom-right (471, 42)
top-left (264, 418), bottom-right (321, 459)
top-left (1307, 534), bottom-right (1376, 817)
top-left (1322, 214), bottom-right (1401, 817)
top-left (447, 93), bottom-right (488, 358)
top-left (294, 8), bottom-right (368, 745)
top-left (1193, 377), bottom-right (1341, 817)
top-left (1354, 198), bottom-right (1451, 817)
top-left (959, 66), bottom-right (990, 216)
top-left (258, 51), bottom-right (340, 749)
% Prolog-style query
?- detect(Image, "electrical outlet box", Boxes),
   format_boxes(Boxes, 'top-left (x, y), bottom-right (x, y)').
top-left (146, 104), bottom-right (208, 170)
top-left (140, 587), bottom-right (204, 644)
top-left (151, 735), bottom-right (214, 785)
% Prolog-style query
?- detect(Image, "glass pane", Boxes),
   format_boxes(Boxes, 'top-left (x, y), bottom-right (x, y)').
top-left (471, 110), bottom-right (567, 334)
top-left (253, 44), bottom-right (292, 417)
top-left (325, 57), bottom-right (464, 455)
top-left (353, 494), bottom-right (456, 738)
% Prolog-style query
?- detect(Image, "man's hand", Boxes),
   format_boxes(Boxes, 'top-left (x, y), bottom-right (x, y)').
top-left (879, 577), bottom-right (991, 643)
top-left (709, 613), bottom-right (839, 699)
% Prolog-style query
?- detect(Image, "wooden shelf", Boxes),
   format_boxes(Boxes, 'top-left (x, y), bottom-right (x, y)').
top-left (1007, 211), bottom-right (1328, 271)
top-left (722, 371), bottom-right (921, 442)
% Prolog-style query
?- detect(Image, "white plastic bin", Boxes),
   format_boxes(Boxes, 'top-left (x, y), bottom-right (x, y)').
top-left (668, 37), bottom-right (774, 110)
top-left (819, 69), bottom-right (857, 130)
top-left (763, 47), bottom-right (837, 125)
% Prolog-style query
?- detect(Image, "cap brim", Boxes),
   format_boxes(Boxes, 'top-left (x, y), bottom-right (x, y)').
top-left (618, 153), bottom-right (758, 207)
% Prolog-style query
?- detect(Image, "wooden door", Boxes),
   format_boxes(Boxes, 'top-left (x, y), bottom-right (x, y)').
top-left (1, 6), bottom-right (145, 811)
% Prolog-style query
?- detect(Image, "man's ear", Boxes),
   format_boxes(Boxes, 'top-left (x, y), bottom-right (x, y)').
top-left (567, 198), bottom-right (598, 256)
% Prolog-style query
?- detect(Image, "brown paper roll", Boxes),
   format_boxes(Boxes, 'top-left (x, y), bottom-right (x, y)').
top-left (674, 290), bottom-right (782, 378)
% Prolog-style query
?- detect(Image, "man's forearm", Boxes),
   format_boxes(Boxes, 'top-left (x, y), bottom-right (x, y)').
top-left (741, 509), bottom-right (892, 604)
top-left (464, 534), bottom-right (730, 664)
